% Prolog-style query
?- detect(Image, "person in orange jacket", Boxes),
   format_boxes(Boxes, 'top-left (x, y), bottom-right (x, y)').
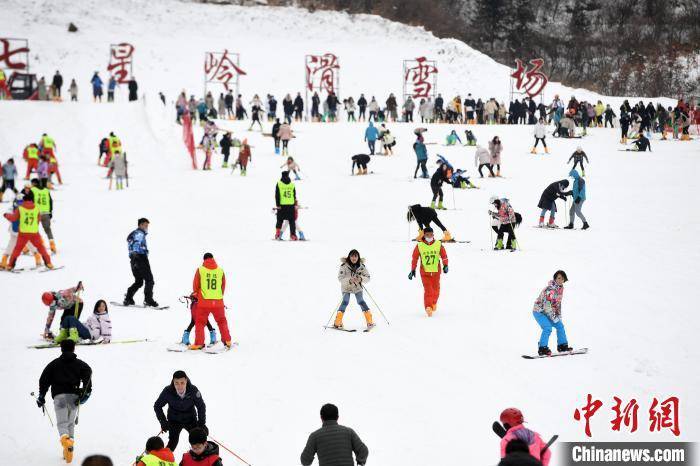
top-left (4, 190), bottom-right (53, 270)
top-left (409, 227), bottom-right (447, 316)
top-left (190, 252), bottom-right (232, 350)
top-left (135, 436), bottom-right (176, 466)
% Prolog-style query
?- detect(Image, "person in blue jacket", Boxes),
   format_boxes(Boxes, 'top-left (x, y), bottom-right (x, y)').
top-left (565, 169), bottom-right (589, 230)
top-left (364, 122), bottom-right (379, 155)
top-left (90, 72), bottom-right (103, 102)
top-left (154, 370), bottom-right (207, 451)
top-left (413, 138), bottom-right (429, 178)
top-left (123, 218), bottom-right (159, 306)
top-left (107, 76), bottom-right (117, 102)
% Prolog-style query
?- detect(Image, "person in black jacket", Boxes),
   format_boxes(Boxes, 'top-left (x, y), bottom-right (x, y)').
top-left (271, 118), bottom-right (281, 155)
top-left (357, 94), bottom-right (367, 121)
top-left (430, 163), bottom-right (452, 210)
top-left (154, 370), bottom-right (207, 451)
top-left (37, 339), bottom-right (92, 463)
top-left (128, 77), bottom-right (138, 101)
top-left (220, 132), bottom-right (233, 168)
top-left (537, 180), bottom-right (569, 228)
top-left (52, 71), bottom-right (63, 98)
top-left (274, 171), bottom-right (297, 240)
top-left (498, 439), bottom-right (543, 466)
top-left (351, 154), bottom-right (371, 175)
top-left (407, 204), bottom-right (452, 242)
top-left (293, 93), bottom-right (304, 121)
top-left (300, 404), bottom-right (368, 466)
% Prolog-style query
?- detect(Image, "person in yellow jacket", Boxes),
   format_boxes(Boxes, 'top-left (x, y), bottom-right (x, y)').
top-left (408, 227), bottom-right (448, 316)
top-left (23, 143), bottom-right (40, 179)
top-left (0, 68), bottom-right (11, 99)
top-left (595, 100), bottom-right (605, 127)
top-left (31, 178), bottom-right (56, 253)
top-left (274, 171), bottom-right (298, 240)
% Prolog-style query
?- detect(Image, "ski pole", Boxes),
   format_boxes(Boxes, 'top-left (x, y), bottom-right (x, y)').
top-left (208, 435), bottom-right (252, 466)
top-left (324, 297), bottom-right (344, 329)
top-left (509, 223), bottom-right (521, 251)
top-left (541, 434), bottom-right (559, 454)
top-left (362, 284), bottom-right (390, 325)
top-left (30, 392), bottom-right (54, 427)
top-left (452, 185), bottom-right (456, 209)
top-left (489, 213), bottom-right (494, 249)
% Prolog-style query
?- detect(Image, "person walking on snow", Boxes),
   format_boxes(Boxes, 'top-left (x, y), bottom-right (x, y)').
top-left (154, 370), bottom-right (207, 452)
top-left (489, 136), bottom-right (504, 176)
top-left (3, 190), bottom-right (53, 270)
top-left (409, 227), bottom-right (448, 316)
top-left (0, 158), bottom-right (18, 201)
top-left (531, 118), bottom-right (549, 154)
top-left (189, 252), bottom-right (233, 350)
top-left (430, 162), bottom-right (452, 210)
top-left (123, 218), bottom-right (159, 307)
top-left (564, 169), bottom-right (589, 230)
top-left (532, 270), bottom-right (573, 356)
top-left (275, 171), bottom-right (298, 240)
top-left (278, 120), bottom-right (293, 156)
top-left (474, 144), bottom-right (495, 178)
top-left (407, 204), bottom-right (452, 242)
top-left (567, 147), bottom-right (589, 176)
top-left (364, 121), bottom-right (379, 155)
top-left (36, 339), bottom-right (92, 464)
top-left (499, 408), bottom-right (551, 466)
top-left (537, 180), bottom-right (569, 228)
top-left (333, 249), bottom-right (374, 330)
top-left (301, 403), bottom-right (369, 466)
top-left (489, 196), bottom-right (521, 250)
top-left (413, 136), bottom-right (429, 178)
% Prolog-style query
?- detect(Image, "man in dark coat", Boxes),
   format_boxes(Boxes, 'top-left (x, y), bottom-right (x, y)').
top-left (301, 404), bottom-right (368, 466)
top-left (52, 71), bottom-right (64, 97)
top-left (154, 370), bottom-right (207, 451)
top-left (128, 77), bottom-right (138, 101)
top-left (538, 180), bottom-right (569, 228)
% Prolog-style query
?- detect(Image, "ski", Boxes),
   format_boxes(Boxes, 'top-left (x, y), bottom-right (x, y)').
top-left (363, 326), bottom-right (376, 333)
top-left (522, 348), bottom-right (588, 359)
top-left (323, 326), bottom-right (357, 333)
top-left (28, 338), bottom-right (149, 349)
top-left (110, 301), bottom-right (170, 310)
top-left (168, 342), bottom-right (238, 353)
top-left (532, 225), bottom-right (560, 230)
top-left (411, 239), bottom-right (470, 243)
top-left (39, 266), bottom-right (65, 273)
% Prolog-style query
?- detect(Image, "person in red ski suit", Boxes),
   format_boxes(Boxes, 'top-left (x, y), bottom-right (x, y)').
top-left (3, 190), bottom-right (53, 270)
top-left (190, 253), bottom-right (232, 349)
top-left (409, 226), bottom-right (448, 316)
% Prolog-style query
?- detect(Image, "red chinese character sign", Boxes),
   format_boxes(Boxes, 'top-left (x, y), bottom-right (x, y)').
top-left (108, 43), bottom-right (134, 84)
top-left (304, 53), bottom-right (340, 120)
top-left (510, 58), bottom-right (548, 100)
top-left (204, 50), bottom-right (246, 96)
top-left (0, 38), bottom-right (30, 72)
top-left (403, 57), bottom-right (438, 100)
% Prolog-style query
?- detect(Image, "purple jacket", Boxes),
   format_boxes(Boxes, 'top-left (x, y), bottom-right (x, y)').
top-left (86, 312), bottom-right (112, 342)
top-left (38, 160), bottom-right (50, 178)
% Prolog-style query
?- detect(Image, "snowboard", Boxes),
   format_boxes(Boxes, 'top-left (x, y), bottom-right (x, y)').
top-left (29, 338), bottom-right (149, 349)
top-left (110, 301), bottom-right (170, 310)
top-left (522, 348), bottom-right (588, 359)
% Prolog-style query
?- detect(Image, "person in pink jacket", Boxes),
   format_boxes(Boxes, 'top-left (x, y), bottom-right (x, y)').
top-left (499, 408), bottom-right (551, 466)
top-left (277, 122), bottom-right (293, 156)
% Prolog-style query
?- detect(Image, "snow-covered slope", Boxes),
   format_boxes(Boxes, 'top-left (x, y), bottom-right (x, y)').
top-left (1, 2), bottom-right (698, 466)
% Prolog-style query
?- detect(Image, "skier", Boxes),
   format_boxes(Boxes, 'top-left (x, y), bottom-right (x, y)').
top-left (3, 190), bottom-right (53, 270)
top-left (632, 133), bottom-right (651, 152)
top-left (564, 169), bottom-right (589, 230)
top-left (1, 193), bottom-right (42, 270)
top-left (154, 370), bottom-right (207, 451)
top-left (37, 155), bottom-right (50, 188)
top-left (134, 436), bottom-right (176, 466)
top-left (364, 121), bottom-right (378, 155)
top-left (278, 120), bottom-right (293, 156)
top-left (332, 249), bottom-right (373, 330)
top-left (189, 252), bottom-right (233, 350)
top-left (30, 178), bottom-right (56, 252)
top-left (499, 439), bottom-right (543, 466)
top-left (23, 142), bottom-right (40, 179)
top-left (567, 147), bottom-right (589, 176)
top-left (445, 129), bottom-right (462, 146)
top-left (489, 136), bottom-right (504, 177)
top-left (604, 104), bottom-right (616, 128)
top-left (108, 151), bottom-right (127, 190)
top-left (37, 339), bottom-right (92, 464)
top-left (0, 158), bottom-right (18, 201)
top-left (351, 154), bottom-right (371, 175)
top-left (274, 171), bottom-right (298, 240)
top-left (474, 144), bottom-right (495, 178)
top-left (450, 169), bottom-right (476, 189)
top-left (248, 96), bottom-right (264, 131)
top-left (123, 218), bottom-right (159, 307)
top-left (85, 300), bottom-right (112, 343)
top-left (280, 156), bottom-right (301, 180)
top-left (181, 427), bottom-right (222, 466)
top-left (413, 136), bottom-right (429, 179)
top-left (537, 179), bottom-right (569, 228)
top-left (301, 403), bottom-right (369, 466)
top-left (489, 196), bottom-right (521, 250)
top-left (409, 227), bottom-right (448, 316)
top-left (531, 118), bottom-right (549, 154)
top-left (271, 118), bottom-right (282, 154)
top-left (430, 162), bottom-right (452, 210)
top-left (532, 270), bottom-right (573, 356)
top-left (220, 132), bottom-right (233, 168)
top-left (499, 408), bottom-right (551, 466)
top-left (407, 204), bottom-right (452, 242)
top-left (41, 282), bottom-right (84, 341)
top-left (235, 138), bottom-right (252, 176)
top-left (464, 129), bottom-right (477, 146)
top-left (180, 294), bottom-right (217, 346)
top-left (619, 112), bottom-right (631, 144)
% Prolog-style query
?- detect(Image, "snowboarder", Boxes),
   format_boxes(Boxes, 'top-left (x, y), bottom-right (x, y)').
top-left (474, 144), bottom-right (495, 178)
top-left (407, 204), bottom-right (452, 242)
top-left (531, 118), bottom-right (549, 154)
top-left (300, 404), bottom-right (369, 466)
top-left (181, 427), bottom-right (222, 466)
top-left (413, 136), bottom-right (429, 179)
top-left (154, 370), bottom-right (207, 451)
top-left (564, 169), bottom-right (589, 230)
top-left (280, 156), bottom-right (301, 180)
top-left (36, 339), bottom-right (92, 464)
top-left (134, 436), bottom-right (176, 466)
top-left (537, 180), bottom-right (569, 228)
top-left (409, 227), bottom-right (448, 316)
top-left (274, 171), bottom-right (298, 240)
top-left (364, 121), bottom-right (379, 155)
top-left (532, 270), bottom-right (573, 356)
top-left (489, 136), bottom-right (504, 177)
top-left (333, 249), bottom-right (373, 330)
top-left (499, 408), bottom-right (551, 466)
top-left (489, 196), bottom-right (521, 250)
top-left (189, 252), bottom-right (233, 350)
top-left (351, 154), bottom-right (371, 175)
top-left (567, 147), bottom-right (589, 176)
top-left (41, 282), bottom-right (84, 341)
top-left (3, 190), bottom-right (53, 270)
top-left (430, 162), bottom-right (452, 210)
top-left (123, 218), bottom-right (159, 307)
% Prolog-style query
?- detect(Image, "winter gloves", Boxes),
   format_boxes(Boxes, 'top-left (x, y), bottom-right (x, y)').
top-left (408, 270), bottom-right (416, 280)
top-left (443, 265), bottom-right (449, 273)
top-left (36, 394), bottom-right (45, 408)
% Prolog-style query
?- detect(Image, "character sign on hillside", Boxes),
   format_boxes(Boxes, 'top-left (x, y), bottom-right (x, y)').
top-left (305, 53), bottom-right (339, 94)
top-left (403, 57), bottom-right (437, 99)
top-left (511, 58), bottom-right (548, 98)
top-left (108, 43), bottom-right (134, 83)
top-left (0, 38), bottom-right (30, 71)
top-left (205, 49), bottom-right (247, 91)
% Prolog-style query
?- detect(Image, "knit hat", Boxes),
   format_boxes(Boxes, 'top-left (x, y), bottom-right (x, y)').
top-left (189, 427), bottom-right (208, 445)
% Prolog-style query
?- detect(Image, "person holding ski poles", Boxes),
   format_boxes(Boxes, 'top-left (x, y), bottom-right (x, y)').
top-left (489, 196), bottom-right (520, 250)
top-left (532, 270), bottom-right (573, 356)
top-left (407, 204), bottom-right (452, 242)
top-left (332, 249), bottom-right (373, 330)
top-left (409, 227), bottom-right (448, 317)
top-left (430, 162), bottom-right (452, 210)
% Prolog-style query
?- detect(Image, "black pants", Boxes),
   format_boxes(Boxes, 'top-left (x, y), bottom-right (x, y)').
top-left (478, 163), bottom-right (495, 177)
top-left (294, 109), bottom-right (302, 120)
top-left (621, 127), bottom-right (628, 138)
top-left (368, 111), bottom-right (377, 122)
top-left (492, 224), bottom-right (516, 248)
top-left (358, 108), bottom-right (366, 120)
top-left (126, 255), bottom-right (154, 301)
top-left (186, 317), bottom-right (214, 332)
top-left (274, 137), bottom-right (280, 149)
top-left (405, 111), bottom-right (413, 122)
top-left (419, 217), bottom-right (446, 232)
top-left (166, 421), bottom-right (197, 451)
top-left (222, 151), bottom-right (230, 164)
top-left (605, 117), bottom-right (614, 128)
top-left (282, 140), bottom-right (289, 151)
top-left (1, 179), bottom-right (17, 194)
top-left (276, 205), bottom-right (296, 236)
top-left (534, 137), bottom-right (546, 147)
top-left (414, 160), bottom-right (427, 178)
top-left (431, 183), bottom-right (443, 202)
top-left (572, 160), bottom-right (585, 171)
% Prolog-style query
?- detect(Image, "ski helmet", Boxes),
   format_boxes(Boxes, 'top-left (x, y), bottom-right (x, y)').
top-left (42, 292), bottom-right (54, 306)
top-left (500, 408), bottom-right (524, 427)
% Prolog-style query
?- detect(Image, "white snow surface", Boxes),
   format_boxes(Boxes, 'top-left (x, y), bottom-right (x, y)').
top-left (1, 1), bottom-right (699, 466)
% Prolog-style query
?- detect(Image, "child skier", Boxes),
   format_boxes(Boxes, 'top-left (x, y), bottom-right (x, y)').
top-left (280, 156), bottom-right (301, 180)
top-left (108, 152), bottom-right (127, 190)
top-left (280, 206), bottom-right (306, 241)
top-left (235, 138), bottom-right (252, 176)
top-left (532, 270), bottom-right (573, 355)
top-left (499, 408), bottom-right (552, 466)
top-left (333, 249), bottom-right (373, 330)
top-left (565, 169), bottom-right (589, 230)
top-left (445, 129), bottom-right (462, 146)
top-left (180, 427), bottom-right (222, 466)
top-left (489, 196), bottom-right (521, 250)
top-left (1, 193), bottom-right (42, 270)
top-left (409, 227), bottom-right (448, 316)
top-left (567, 146), bottom-right (589, 176)
top-left (85, 300), bottom-right (112, 343)
top-left (41, 282), bottom-right (84, 341)
top-left (180, 295), bottom-right (217, 346)
top-left (407, 204), bottom-right (452, 242)
top-left (531, 118), bottom-right (549, 154)
top-left (3, 190), bottom-right (53, 270)
top-left (450, 169), bottom-right (476, 189)
top-left (464, 129), bottom-right (477, 146)
top-left (135, 436), bottom-right (176, 466)
top-left (351, 154), bottom-right (371, 175)
top-left (537, 179), bottom-right (569, 228)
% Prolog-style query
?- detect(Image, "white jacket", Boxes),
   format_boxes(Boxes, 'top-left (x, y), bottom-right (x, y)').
top-left (474, 146), bottom-right (491, 165)
top-left (86, 312), bottom-right (112, 342)
top-left (533, 123), bottom-right (547, 138)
